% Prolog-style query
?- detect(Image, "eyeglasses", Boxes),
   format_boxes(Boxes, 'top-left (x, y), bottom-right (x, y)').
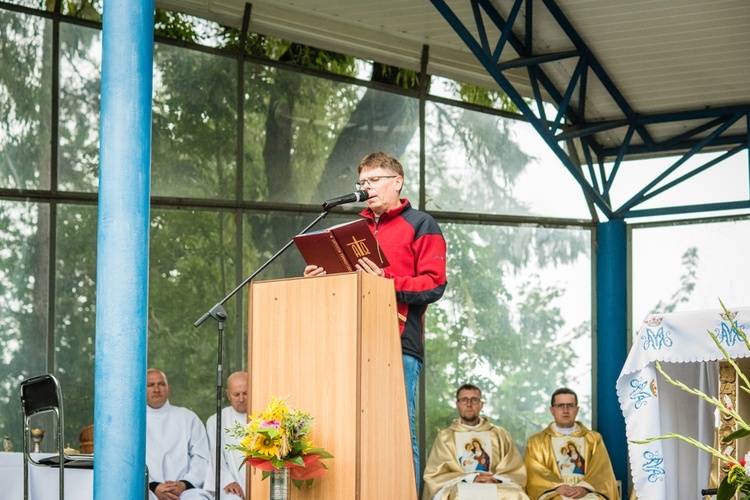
top-left (552, 403), bottom-right (577, 410)
top-left (457, 397), bottom-right (482, 405)
top-left (355, 175), bottom-right (397, 190)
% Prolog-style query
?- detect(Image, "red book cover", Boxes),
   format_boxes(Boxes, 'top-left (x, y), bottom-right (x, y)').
top-left (293, 219), bottom-right (389, 274)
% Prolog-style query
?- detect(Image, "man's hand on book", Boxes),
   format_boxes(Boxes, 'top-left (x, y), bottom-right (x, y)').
top-left (356, 257), bottom-right (385, 278)
top-left (303, 265), bottom-right (327, 277)
top-left (304, 257), bottom-right (386, 278)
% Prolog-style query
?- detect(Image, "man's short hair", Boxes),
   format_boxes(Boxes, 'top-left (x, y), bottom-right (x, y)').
top-left (147, 368), bottom-right (168, 384)
top-left (551, 387), bottom-right (578, 406)
top-left (358, 151), bottom-right (405, 177)
top-left (456, 383), bottom-right (482, 400)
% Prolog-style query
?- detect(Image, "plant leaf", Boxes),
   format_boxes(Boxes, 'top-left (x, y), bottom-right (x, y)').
top-left (717, 476), bottom-right (738, 500)
top-left (724, 428), bottom-right (750, 442)
top-left (307, 448), bottom-right (334, 458)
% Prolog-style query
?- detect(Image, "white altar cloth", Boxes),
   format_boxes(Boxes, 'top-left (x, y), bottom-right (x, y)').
top-left (616, 306), bottom-right (750, 499)
top-left (0, 451), bottom-right (93, 499)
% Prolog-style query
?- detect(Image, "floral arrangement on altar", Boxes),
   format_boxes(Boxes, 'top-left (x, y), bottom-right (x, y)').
top-left (634, 300), bottom-right (750, 500)
top-left (229, 396), bottom-right (333, 488)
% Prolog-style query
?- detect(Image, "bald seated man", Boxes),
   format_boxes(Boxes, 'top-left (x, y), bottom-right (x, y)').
top-left (146, 368), bottom-right (211, 500)
top-left (205, 371), bottom-right (249, 499)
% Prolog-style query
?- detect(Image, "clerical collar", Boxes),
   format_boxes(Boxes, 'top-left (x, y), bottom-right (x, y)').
top-left (460, 418), bottom-right (484, 430)
top-left (553, 423), bottom-right (578, 435)
top-left (147, 400), bottom-right (172, 415)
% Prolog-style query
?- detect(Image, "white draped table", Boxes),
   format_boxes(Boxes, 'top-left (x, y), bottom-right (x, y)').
top-left (616, 306), bottom-right (750, 499)
top-left (0, 451), bottom-right (93, 499)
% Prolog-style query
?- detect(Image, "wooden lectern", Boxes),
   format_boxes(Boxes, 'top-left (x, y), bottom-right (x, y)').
top-left (247, 271), bottom-right (417, 499)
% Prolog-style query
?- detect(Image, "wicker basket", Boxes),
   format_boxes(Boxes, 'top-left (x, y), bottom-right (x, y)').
top-left (79, 424), bottom-right (94, 454)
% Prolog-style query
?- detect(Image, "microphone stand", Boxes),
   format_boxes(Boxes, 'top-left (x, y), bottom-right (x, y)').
top-left (194, 208), bottom-right (333, 500)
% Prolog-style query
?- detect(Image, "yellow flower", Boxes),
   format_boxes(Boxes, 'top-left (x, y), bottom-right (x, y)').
top-left (262, 396), bottom-right (289, 421)
top-left (253, 435), bottom-right (280, 457)
top-left (240, 435), bottom-right (253, 449)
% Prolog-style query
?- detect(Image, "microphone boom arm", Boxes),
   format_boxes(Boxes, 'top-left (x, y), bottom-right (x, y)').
top-left (194, 208), bottom-right (332, 328)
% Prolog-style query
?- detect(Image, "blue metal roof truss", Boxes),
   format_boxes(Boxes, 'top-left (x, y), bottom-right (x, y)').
top-left (429, 0), bottom-right (750, 220)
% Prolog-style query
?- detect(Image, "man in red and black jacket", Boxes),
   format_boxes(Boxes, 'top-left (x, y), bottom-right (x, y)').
top-left (304, 151), bottom-right (447, 492)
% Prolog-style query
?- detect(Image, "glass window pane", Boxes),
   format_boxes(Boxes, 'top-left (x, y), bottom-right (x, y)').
top-left (632, 218), bottom-right (750, 327)
top-left (425, 101), bottom-right (590, 218)
top-left (429, 76), bottom-right (521, 113)
top-left (244, 64), bottom-right (420, 205)
top-left (608, 152), bottom-right (750, 219)
top-left (425, 223), bottom-right (592, 452)
top-left (0, 200), bottom-right (50, 445)
top-left (148, 208), bottom-right (239, 421)
top-left (155, 11), bottom-right (245, 51)
top-left (3, 0), bottom-right (42, 9)
top-left (506, 123), bottom-right (592, 219)
top-left (0, 10), bottom-right (52, 190)
top-left (55, 204), bottom-right (98, 444)
top-left (243, 210), bottom-right (355, 281)
top-left (62, 0), bottom-right (102, 21)
top-left (152, 44), bottom-right (237, 199)
top-left (58, 23), bottom-right (102, 192)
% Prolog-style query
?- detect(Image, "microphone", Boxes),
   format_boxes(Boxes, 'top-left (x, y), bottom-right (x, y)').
top-left (322, 190), bottom-right (370, 210)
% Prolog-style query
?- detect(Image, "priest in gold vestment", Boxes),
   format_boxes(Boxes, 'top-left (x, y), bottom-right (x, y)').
top-left (423, 384), bottom-right (530, 500)
top-left (524, 388), bottom-right (618, 500)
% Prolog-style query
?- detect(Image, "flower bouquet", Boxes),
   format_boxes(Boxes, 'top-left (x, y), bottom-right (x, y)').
top-left (229, 396), bottom-right (333, 488)
top-left (634, 300), bottom-right (750, 500)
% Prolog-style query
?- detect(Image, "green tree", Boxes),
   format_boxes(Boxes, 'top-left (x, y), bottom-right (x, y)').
top-left (0, 6), bottom-right (591, 456)
top-left (652, 247), bottom-right (699, 313)
top-left (425, 225), bottom-right (590, 452)
top-left (420, 98), bottom-right (590, 451)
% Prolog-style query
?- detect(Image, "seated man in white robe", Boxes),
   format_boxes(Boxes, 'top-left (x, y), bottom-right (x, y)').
top-left (205, 371), bottom-right (248, 500)
top-left (423, 383), bottom-right (530, 500)
top-left (524, 388), bottom-right (619, 500)
top-left (146, 368), bottom-right (212, 500)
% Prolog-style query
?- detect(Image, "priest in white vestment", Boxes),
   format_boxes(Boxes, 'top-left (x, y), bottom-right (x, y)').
top-left (205, 371), bottom-right (248, 499)
top-left (146, 368), bottom-right (212, 500)
top-left (423, 383), bottom-right (530, 500)
top-left (524, 388), bottom-right (619, 500)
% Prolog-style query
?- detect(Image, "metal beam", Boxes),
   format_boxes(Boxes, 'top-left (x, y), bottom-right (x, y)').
top-left (429, 0), bottom-right (750, 221)
top-left (429, 0), bottom-right (616, 218)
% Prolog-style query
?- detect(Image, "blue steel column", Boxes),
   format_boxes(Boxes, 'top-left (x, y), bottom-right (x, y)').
top-left (93, 0), bottom-right (154, 498)
top-left (596, 219), bottom-right (629, 497)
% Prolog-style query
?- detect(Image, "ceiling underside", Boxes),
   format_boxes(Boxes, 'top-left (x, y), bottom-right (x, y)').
top-left (154, 0), bottom-right (750, 219)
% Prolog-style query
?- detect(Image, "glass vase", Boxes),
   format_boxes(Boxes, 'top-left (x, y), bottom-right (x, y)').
top-left (269, 466), bottom-right (290, 500)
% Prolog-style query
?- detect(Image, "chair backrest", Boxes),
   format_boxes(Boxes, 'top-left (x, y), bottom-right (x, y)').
top-left (20, 373), bottom-right (66, 500)
top-left (21, 374), bottom-right (63, 419)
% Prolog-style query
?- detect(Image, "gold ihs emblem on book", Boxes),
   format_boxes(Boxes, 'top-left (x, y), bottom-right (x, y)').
top-left (346, 236), bottom-right (371, 259)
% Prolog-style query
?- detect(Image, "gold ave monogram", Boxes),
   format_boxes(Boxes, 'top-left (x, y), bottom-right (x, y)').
top-left (346, 235), bottom-right (371, 259)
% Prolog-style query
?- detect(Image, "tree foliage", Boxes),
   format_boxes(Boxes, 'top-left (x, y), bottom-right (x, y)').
top-left (0, 5), bottom-right (592, 461)
top-left (652, 247), bottom-right (699, 314)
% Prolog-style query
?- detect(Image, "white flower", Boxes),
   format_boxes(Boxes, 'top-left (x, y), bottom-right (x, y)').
top-left (744, 451), bottom-right (750, 476)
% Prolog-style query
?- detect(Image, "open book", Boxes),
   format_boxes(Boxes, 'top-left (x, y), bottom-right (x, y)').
top-left (293, 218), bottom-right (389, 274)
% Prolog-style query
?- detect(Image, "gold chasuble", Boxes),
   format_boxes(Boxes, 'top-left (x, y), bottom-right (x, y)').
top-left (524, 422), bottom-right (619, 500)
top-left (422, 418), bottom-right (530, 500)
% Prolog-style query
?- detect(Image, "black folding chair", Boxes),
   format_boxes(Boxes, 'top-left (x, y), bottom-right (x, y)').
top-left (20, 374), bottom-right (94, 500)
